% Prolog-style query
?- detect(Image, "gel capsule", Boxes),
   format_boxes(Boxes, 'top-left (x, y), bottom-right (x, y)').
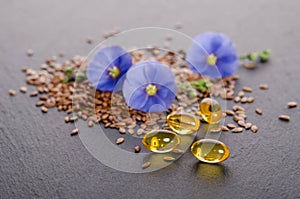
top-left (199, 98), bottom-right (222, 124)
top-left (167, 113), bottom-right (200, 135)
top-left (191, 139), bottom-right (230, 163)
top-left (142, 130), bottom-right (180, 153)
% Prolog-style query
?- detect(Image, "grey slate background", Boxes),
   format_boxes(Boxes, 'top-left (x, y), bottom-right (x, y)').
top-left (0, 0), bottom-right (300, 198)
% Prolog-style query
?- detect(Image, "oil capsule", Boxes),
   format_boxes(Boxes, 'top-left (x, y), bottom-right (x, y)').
top-left (167, 112), bottom-right (200, 135)
top-left (191, 139), bottom-right (230, 163)
top-left (142, 130), bottom-right (180, 153)
top-left (199, 98), bottom-right (223, 124)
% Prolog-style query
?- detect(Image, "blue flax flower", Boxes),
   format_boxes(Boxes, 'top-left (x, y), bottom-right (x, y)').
top-left (87, 46), bottom-right (132, 91)
top-left (186, 32), bottom-right (238, 79)
top-left (123, 61), bottom-right (177, 113)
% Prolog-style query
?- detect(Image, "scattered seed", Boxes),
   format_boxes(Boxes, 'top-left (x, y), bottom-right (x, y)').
top-left (26, 49), bottom-right (34, 57)
top-left (232, 127), bottom-right (243, 133)
top-left (116, 137), bottom-right (125, 145)
top-left (71, 128), bottom-right (79, 136)
top-left (29, 91), bottom-right (38, 97)
top-left (233, 116), bottom-right (242, 122)
top-left (234, 96), bottom-right (241, 103)
top-left (245, 122), bottom-right (252, 129)
top-left (221, 126), bottom-right (229, 131)
top-left (19, 86), bottom-right (27, 93)
top-left (240, 97), bottom-right (248, 103)
top-left (233, 105), bottom-right (245, 112)
top-left (69, 116), bottom-right (78, 122)
top-left (227, 123), bottom-right (236, 129)
top-left (242, 86), bottom-right (253, 92)
top-left (128, 129), bottom-right (135, 135)
top-left (278, 115), bottom-right (290, 121)
top-left (137, 128), bottom-right (144, 136)
top-left (225, 110), bottom-right (235, 116)
top-left (238, 114), bottom-right (247, 120)
top-left (134, 145), bottom-right (141, 153)
top-left (39, 95), bottom-right (48, 101)
top-left (64, 116), bottom-right (70, 123)
top-left (287, 102), bottom-right (297, 108)
top-left (247, 97), bottom-right (255, 103)
top-left (165, 34), bottom-right (173, 41)
top-left (174, 22), bottom-right (183, 29)
top-left (210, 126), bottom-right (222, 132)
top-left (86, 37), bottom-right (93, 44)
top-left (119, 127), bottom-right (126, 134)
top-left (259, 84), bottom-right (269, 90)
top-left (172, 148), bottom-right (184, 154)
top-left (8, 89), bottom-right (16, 96)
top-left (237, 91), bottom-right (245, 97)
top-left (88, 120), bottom-right (94, 127)
top-left (41, 106), bottom-right (48, 113)
top-left (36, 101), bottom-right (45, 107)
top-left (142, 161), bottom-right (151, 169)
top-left (244, 62), bottom-right (255, 69)
top-left (237, 120), bottom-right (246, 127)
top-left (251, 125), bottom-right (258, 133)
top-left (58, 51), bottom-right (65, 57)
top-left (255, 108), bottom-right (263, 115)
top-left (163, 156), bottom-right (175, 161)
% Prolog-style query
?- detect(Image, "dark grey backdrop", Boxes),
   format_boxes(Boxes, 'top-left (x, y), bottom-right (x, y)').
top-left (0, 0), bottom-right (299, 198)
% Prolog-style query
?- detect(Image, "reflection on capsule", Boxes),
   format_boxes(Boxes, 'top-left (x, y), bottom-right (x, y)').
top-left (199, 98), bottom-right (223, 124)
top-left (142, 130), bottom-right (180, 153)
top-left (191, 139), bottom-right (230, 163)
top-left (167, 112), bottom-right (200, 135)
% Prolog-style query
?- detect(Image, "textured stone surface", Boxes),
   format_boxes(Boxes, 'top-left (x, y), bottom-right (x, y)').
top-left (0, 0), bottom-right (300, 198)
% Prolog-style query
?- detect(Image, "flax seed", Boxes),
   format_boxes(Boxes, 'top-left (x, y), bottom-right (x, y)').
top-left (116, 137), bottom-right (125, 145)
top-left (237, 91), bottom-right (245, 97)
top-left (227, 123), bottom-right (236, 129)
top-left (238, 120), bottom-right (245, 127)
top-left (234, 96), bottom-right (241, 103)
top-left (36, 101), bottom-right (45, 107)
top-left (19, 86), bottom-right (27, 93)
top-left (71, 128), bottom-right (79, 136)
top-left (245, 122), bottom-right (252, 129)
top-left (221, 126), bottom-right (229, 131)
top-left (9, 89), bottom-right (16, 96)
top-left (119, 127), bottom-right (126, 134)
top-left (259, 84), bottom-right (269, 90)
top-left (232, 127), bottom-right (243, 133)
top-left (29, 91), bottom-right (38, 97)
top-left (251, 125), bottom-right (258, 133)
top-left (287, 102), bottom-right (297, 108)
top-left (279, 115), bottom-right (290, 121)
top-left (163, 156), bottom-right (175, 161)
top-left (26, 49), bottom-right (34, 57)
top-left (225, 110), bottom-right (235, 116)
top-left (172, 148), bottom-right (184, 154)
top-left (240, 97), bottom-right (248, 103)
top-left (255, 108), bottom-right (263, 115)
top-left (41, 106), bottom-right (48, 113)
top-left (247, 97), bottom-right (255, 103)
top-left (134, 145), bottom-right (141, 153)
top-left (210, 126), bottom-right (222, 132)
top-left (142, 161), bottom-right (151, 169)
top-left (242, 86), bottom-right (253, 92)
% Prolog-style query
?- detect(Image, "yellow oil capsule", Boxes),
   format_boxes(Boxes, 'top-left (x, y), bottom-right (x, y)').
top-left (199, 98), bottom-right (222, 124)
top-left (142, 130), bottom-right (180, 153)
top-left (167, 113), bottom-right (200, 135)
top-left (191, 139), bottom-right (230, 163)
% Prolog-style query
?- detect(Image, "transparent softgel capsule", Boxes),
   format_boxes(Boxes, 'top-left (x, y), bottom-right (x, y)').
top-left (167, 113), bottom-right (200, 135)
top-left (199, 98), bottom-right (223, 124)
top-left (191, 139), bottom-right (230, 163)
top-left (142, 130), bottom-right (180, 153)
